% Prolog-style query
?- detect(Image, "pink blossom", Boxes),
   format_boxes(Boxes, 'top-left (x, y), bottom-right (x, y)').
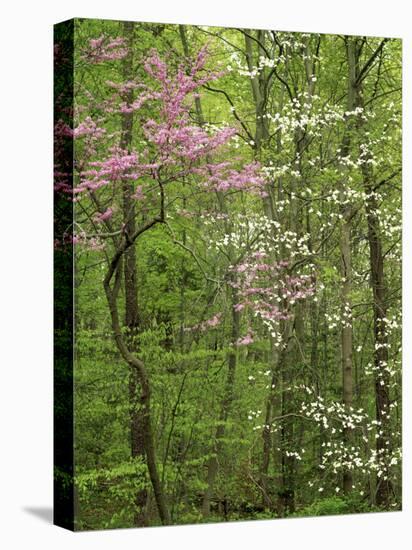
top-left (94, 207), bottom-right (113, 223)
top-left (206, 314), bottom-right (222, 327)
top-left (54, 119), bottom-right (73, 137)
top-left (236, 334), bottom-right (254, 346)
top-left (105, 80), bottom-right (142, 92)
top-left (229, 251), bottom-right (317, 330)
top-left (202, 162), bottom-right (266, 195)
top-left (73, 116), bottom-right (106, 139)
top-left (89, 36), bottom-right (105, 49)
top-left (185, 313), bottom-right (222, 333)
top-left (82, 35), bottom-right (128, 63)
top-left (132, 185), bottom-right (145, 201)
top-left (252, 251), bottom-right (267, 259)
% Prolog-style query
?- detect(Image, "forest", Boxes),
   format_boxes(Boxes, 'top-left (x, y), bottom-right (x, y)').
top-left (54, 18), bottom-right (402, 530)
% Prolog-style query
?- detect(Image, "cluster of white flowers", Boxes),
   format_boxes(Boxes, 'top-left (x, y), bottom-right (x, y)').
top-left (298, 393), bottom-right (402, 490)
top-left (207, 213), bottom-right (312, 262)
top-left (380, 208), bottom-right (402, 240)
top-left (325, 309), bottom-right (345, 331)
top-left (259, 96), bottom-right (365, 142)
top-left (227, 44), bottom-right (314, 79)
top-left (261, 162), bottom-right (290, 179)
top-left (247, 408), bottom-right (262, 421)
top-left (364, 355), bottom-right (401, 382)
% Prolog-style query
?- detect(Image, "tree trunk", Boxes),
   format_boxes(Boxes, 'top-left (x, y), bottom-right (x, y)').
top-left (340, 213), bottom-right (354, 493)
top-left (260, 339), bottom-right (281, 509)
top-left (361, 161), bottom-right (392, 506)
top-left (244, 30), bottom-right (270, 152)
top-left (202, 286), bottom-right (240, 517)
top-left (104, 255), bottom-right (171, 524)
top-left (340, 37), bottom-right (357, 494)
top-left (243, 32), bottom-right (280, 505)
top-left (119, 21), bottom-right (148, 525)
top-left (346, 37), bottom-right (392, 506)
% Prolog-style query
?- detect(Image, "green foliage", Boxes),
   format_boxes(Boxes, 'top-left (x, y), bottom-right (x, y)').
top-left (67, 18), bottom-right (402, 530)
top-left (295, 496), bottom-right (351, 517)
top-left (294, 494), bottom-right (382, 518)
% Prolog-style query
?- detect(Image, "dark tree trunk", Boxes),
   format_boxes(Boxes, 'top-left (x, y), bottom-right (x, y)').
top-left (347, 37), bottom-right (393, 506)
top-left (119, 21), bottom-right (148, 525)
top-left (104, 248), bottom-right (171, 525)
top-left (362, 162), bottom-right (392, 506)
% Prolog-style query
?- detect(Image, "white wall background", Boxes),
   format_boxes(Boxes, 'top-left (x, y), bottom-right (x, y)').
top-left (0, 0), bottom-right (410, 547)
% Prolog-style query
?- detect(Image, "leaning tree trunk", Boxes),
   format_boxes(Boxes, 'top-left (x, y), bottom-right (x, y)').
top-left (104, 243), bottom-right (171, 525)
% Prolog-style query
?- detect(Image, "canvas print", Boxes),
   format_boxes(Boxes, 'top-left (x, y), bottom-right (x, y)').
top-left (54, 18), bottom-right (402, 530)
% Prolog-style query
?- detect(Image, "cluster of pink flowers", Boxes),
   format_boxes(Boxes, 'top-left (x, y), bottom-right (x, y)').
top-left (207, 161), bottom-right (266, 194)
top-left (93, 207), bottom-right (114, 223)
top-left (73, 116), bottom-right (106, 139)
top-left (143, 121), bottom-right (236, 163)
top-left (55, 231), bottom-right (104, 251)
top-left (281, 274), bottom-right (316, 301)
top-left (68, 42), bottom-right (265, 209)
top-left (75, 147), bottom-right (158, 196)
top-left (230, 252), bottom-right (316, 344)
top-left (70, 46), bottom-right (239, 202)
top-left (87, 149), bottom-right (142, 181)
top-left (128, 47), bottom-right (237, 165)
top-left (58, 43), bottom-right (274, 263)
top-left (190, 161), bottom-right (266, 195)
top-left (184, 313), bottom-right (222, 333)
top-left (236, 332), bottom-right (254, 346)
top-left (143, 47), bottom-right (221, 123)
top-left (82, 36), bottom-right (128, 63)
top-left (54, 116), bottom-right (106, 141)
top-left (54, 119), bottom-right (74, 138)
top-left (118, 93), bottom-right (156, 114)
top-left (54, 169), bottom-right (72, 194)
